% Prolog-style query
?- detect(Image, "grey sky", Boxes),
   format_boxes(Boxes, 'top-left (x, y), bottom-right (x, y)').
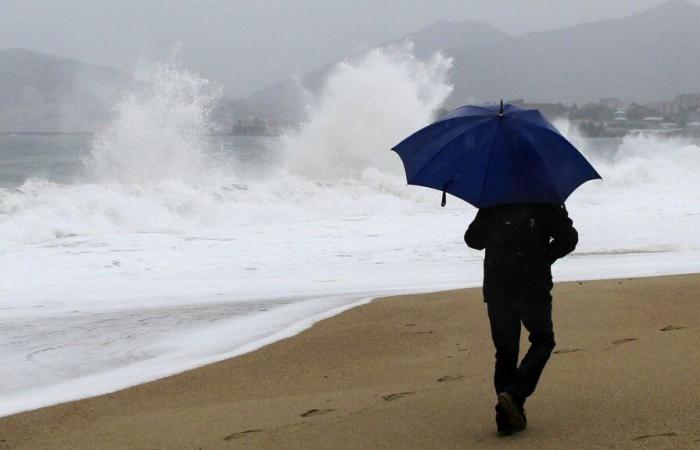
top-left (1, 0), bottom-right (697, 97)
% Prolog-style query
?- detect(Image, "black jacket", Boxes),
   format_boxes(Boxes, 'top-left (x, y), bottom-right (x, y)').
top-left (465, 203), bottom-right (578, 300)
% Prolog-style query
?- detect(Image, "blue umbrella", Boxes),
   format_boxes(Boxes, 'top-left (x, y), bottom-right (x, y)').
top-left (391, 101), bottom-right (601, 208)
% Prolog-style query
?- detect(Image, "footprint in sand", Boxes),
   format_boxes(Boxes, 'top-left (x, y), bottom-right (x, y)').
top-left (437, 375), bottom-right (465, 382)
top-left (553, 348), bottom-right (584, 354)
top-left (300, 408), bottom-right (335, 418)
top-left (612, 338), bottom-right (638, 345)
top-left (382, 392), bottom-right (414, 401)
top-left (632, 432), bottom-right (677, 441)
top-left (223, 429), bottom-right (263, 441)
top-left (660, 325), bottom-right (685, 331)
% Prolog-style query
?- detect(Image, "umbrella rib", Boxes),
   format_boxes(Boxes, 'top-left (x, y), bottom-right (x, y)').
top-left (513, 123), bottom-right (566, 203)
top-left (405, 118), bottom-right (493, 184)
top-left (440, 105), bottom-right (496, 121)
top-left (518, 118), bottom-right (601, 173)
top-left (514, 119), bottom-right (601, 179)
top-left (434, 112), bottom-right (491, 126)
top-left (397, 115), bottom-right (493, 148)
top-left (476, 121), bottom-right (501, 205)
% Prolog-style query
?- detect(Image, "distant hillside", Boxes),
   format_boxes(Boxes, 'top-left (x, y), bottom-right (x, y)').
top-left (448, 0), bottom-right (700, 105)
top-left (248, 0), bottom-right (700, 119)
top-left (0, 49), bottom-right (130, 132)
top-left (380, 18), bottom-right (510, 59)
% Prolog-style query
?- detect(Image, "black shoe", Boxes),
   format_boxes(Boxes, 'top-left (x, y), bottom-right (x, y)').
top-left (495, 404), bottom-right (515, 437)
top-left (497, 391), bottom-right (527, 432)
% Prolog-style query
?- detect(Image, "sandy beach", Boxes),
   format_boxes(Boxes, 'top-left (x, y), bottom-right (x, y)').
top-left (1, 274), bottom-right (699, 449)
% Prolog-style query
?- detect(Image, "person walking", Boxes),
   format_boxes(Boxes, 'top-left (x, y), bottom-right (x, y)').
top-left (392, 102), bottom-right (598, 435)
top-left (465, 202), bottom-right (578, 436)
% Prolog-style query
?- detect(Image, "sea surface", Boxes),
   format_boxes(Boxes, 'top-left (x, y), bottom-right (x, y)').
top-left (1, 51), bottom-right (699, 416)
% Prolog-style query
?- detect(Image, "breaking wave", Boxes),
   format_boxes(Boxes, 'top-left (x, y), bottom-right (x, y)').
top-left (281, 45), bottom-right (453, 180)
top-left (0, 46), bottom-right (453, 244)
top-left (85, 60), bottom-right (222, 184)
top-left (1, 45), bottom-right (700, 246)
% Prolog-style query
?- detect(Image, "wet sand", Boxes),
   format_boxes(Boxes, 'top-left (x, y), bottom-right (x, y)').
top-left (1, 274), bottom-right (699, 449)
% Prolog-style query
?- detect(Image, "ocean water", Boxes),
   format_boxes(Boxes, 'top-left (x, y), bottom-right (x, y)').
top-left (1, 48), bottom-right (700, 416)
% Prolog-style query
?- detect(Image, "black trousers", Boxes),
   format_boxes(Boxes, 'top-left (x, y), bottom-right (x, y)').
top-left (486, 289), bottom-right (555, 400)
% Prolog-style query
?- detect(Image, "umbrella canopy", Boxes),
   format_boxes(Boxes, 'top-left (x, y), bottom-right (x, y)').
top-left (391, 102), bottom-right (601, 208)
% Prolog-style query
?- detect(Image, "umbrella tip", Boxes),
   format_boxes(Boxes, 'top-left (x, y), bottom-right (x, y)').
top-left (498, 99), bottom-right (504, 117)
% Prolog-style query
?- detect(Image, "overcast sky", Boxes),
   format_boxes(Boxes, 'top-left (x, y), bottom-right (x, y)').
top-left (1, 0), bottom-right (697, 97)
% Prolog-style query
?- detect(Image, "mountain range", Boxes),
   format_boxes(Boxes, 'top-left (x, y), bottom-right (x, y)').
top-left (2, 0), bottom-right (700, 130)
top-left (249, 0), bottom-right (700, 119)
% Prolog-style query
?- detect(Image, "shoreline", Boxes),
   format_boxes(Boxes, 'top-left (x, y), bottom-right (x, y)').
top-left (0, 293), bottom-right (381, 419)
top-left (2, 273), bottom-right (699, 449)
top-left (2, 266), bottom-right (698, 419)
